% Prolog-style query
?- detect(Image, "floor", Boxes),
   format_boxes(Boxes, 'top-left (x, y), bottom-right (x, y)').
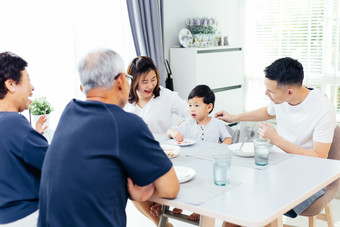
top-left (126, 198), bottom-right (340, 227)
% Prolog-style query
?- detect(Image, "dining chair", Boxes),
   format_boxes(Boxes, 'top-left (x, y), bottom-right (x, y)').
top-left (229, 122), bottom-right (258, 144)
top-left (225, 124), bottom-right (236, 142)
top-left (297, 125), bottom-right (340, 227)
top-left (158, 205), bottom-right (199, 227)
top-left (280, 126), bottom-right (340, 227)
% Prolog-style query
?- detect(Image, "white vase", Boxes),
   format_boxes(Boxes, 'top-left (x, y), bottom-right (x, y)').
top-left (32, 114), bottom-right (50, 129)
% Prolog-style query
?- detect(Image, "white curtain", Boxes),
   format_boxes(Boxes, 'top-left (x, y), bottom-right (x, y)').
top-left (0, 0), bottom-right (136, 128)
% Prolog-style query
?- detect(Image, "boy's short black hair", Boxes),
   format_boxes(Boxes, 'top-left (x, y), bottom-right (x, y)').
top-left (188, 85), bottom-right (215, 113)
top-left (264, 57), bottom-right (304, 87)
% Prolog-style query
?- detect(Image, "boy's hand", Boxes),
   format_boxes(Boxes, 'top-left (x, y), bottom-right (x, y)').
top-left (173, 131), bottom-right (184, 142)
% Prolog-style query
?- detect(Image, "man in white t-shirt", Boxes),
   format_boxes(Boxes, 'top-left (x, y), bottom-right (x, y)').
top-left (215, 57), bottom-right (336, 223)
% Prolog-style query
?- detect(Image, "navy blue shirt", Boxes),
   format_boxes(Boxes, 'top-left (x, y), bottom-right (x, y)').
top-left (0, 112), bottom-right (48, 224)
top-left (38, 99), bottom-right (172, 227)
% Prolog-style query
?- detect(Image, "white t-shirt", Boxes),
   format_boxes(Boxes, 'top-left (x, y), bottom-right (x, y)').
top-left (267, 90), bottom-right (336, 152)
top-left (124, 86), bottom-right (189, 134)
top-left (173, 118), bottom-right (232, 143)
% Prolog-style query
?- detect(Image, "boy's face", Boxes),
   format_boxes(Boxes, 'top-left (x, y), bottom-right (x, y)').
top-left (188, 97), bottom-right (213, 121)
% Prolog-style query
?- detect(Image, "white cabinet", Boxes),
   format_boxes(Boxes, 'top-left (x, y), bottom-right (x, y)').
top-left (170, 47), bottom-right (244, 115)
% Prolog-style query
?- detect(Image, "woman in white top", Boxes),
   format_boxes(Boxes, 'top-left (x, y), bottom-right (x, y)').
top-left (125, 56), bottom-right (188, 227)
top-left (124, 56), bottom-right (189, 134)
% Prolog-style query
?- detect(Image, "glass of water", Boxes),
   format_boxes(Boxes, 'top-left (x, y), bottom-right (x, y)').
top-left (254, 138), bottom-right (270, 166)
top-left (213, 154), bottom-right (231, 186)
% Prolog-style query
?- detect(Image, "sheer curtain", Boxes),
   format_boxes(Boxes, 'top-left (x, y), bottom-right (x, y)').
top-left (0, 0), bottom-right (136, 128)
top-left (242, 0), bottom-right (340, 120)
top-left (126, 0), bottom-right (165, 85)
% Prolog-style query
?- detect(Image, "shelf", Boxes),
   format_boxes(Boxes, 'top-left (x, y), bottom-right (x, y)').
top-left (170, 46), bottom-right (245, 114)
top-left (171, 46), bottom-right (242, 54)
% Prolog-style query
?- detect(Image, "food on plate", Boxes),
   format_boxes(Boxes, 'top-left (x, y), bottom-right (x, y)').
top-left (176, 141), bottom-right (191, 145)
top-left (163, 148), bottom-right (174, 152)
top-left (167, 139), bottom-right (196, 146)
top-left (160, 144), bottom-right (180, 158)
top-left (166, 152), bottom-right (176, 158)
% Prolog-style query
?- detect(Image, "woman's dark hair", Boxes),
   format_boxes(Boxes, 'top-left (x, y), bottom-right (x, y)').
top-left (0, 52), bottom-right (27, 99)
top-left (127, 56), bottom-right (160, 104)
top-left (264, 57), bottom-right (304, 87)
top-left (188, 85), bottom-right (215, 113)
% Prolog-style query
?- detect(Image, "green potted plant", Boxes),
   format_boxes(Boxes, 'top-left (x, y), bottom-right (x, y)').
top-left (30, 97), bottom-right (54, 128)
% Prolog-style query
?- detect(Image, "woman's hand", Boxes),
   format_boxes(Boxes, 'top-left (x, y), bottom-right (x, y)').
top-left (35, 115), bottom-right (48, 134)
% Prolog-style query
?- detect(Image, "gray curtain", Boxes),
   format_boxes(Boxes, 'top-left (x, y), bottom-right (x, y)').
top-left (126, 0), bottom-right (165, 85)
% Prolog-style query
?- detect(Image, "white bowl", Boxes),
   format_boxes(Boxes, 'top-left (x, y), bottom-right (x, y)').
top-left (160, 144), bottom-right (180, 158)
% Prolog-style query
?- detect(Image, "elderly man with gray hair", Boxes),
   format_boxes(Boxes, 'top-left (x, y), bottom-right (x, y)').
top-left (38, 49), bottom-right (179, 227)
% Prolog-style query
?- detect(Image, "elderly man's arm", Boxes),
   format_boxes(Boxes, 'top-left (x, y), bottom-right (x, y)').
top-left (152, 166), bottom-right (180, 198)
top-left (127, 166), bottom-right (179, 201)
top-left (258, 122), bottom-right (331, 158)
top-left (127, 178), bottom-right (155, 201)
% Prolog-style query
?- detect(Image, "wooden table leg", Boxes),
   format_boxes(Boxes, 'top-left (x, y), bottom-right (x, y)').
top-left (269, 216), bottom-right (283, 227)
top-left (200, 216), bottom-right (215, 227)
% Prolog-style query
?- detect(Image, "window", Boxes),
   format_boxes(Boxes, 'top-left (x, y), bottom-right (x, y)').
top-left (242, 0), bottom-right (340, 120)
top-left (0, 0), bottom-right (136, 128)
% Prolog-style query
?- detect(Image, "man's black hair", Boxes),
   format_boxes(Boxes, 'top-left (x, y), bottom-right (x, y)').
top-left (264, 57), bottom-right (304, 86)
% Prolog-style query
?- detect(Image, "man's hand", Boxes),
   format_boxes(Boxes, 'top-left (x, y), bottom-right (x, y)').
top-left (214, 110), bottom-right (236, 123)
top-left (258, 122), bottom-right (280, 144)
top-left (127, 177), bottom-right (155, 201)
top-left (35, 115), bottom-right (48, 134)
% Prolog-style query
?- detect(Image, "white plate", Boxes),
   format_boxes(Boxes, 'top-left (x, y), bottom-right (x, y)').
top-left (174, 166), bottom-right (196, 183)
top-left (160, 144), bottom-right (180, 158)
top-left (229, 142), bottom-right (254, 157)
top-left (178, 28), bottom-right (193, 48)
top-left (168, 139), bottom-right (196, 146)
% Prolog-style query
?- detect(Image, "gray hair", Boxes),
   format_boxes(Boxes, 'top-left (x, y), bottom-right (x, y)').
top-left (78, 49), bottom-right (125, 94)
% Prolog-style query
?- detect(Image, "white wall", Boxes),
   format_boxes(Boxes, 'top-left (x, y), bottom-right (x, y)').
top-left (163, 0), bottom-right (243, 61)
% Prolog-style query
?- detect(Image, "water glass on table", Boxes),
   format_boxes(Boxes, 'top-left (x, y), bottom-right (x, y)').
top-left (213, 154), bottom-right (231, 186)
top-left (253, 138), bottom-right (270, 166)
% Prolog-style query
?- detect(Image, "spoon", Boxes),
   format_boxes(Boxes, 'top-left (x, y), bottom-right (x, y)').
top-left (238, 128), bottom-right (255, 151)
top-left (238, 140), bottom-right (247, 151)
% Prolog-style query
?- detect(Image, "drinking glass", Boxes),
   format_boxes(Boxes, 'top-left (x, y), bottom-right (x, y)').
top-left (254, 138), bottom-right (270, 166)
top-left (213, 154), bottom-right (231, 186)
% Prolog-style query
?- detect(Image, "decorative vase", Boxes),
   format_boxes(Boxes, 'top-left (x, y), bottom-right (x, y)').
top-left (192, 33), bottom-right (216, 47)
top-left (32, 114), bottom-right (50, 129)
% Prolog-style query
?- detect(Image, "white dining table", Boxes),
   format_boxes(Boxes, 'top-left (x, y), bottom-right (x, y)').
top-left (150, 140), bottom-right (340, 227)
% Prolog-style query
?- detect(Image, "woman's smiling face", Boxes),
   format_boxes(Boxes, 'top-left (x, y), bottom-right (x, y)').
top-left (136, 70), bottom-right (158, 99)
top-left (13, 70), bottom-right (35, 112)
